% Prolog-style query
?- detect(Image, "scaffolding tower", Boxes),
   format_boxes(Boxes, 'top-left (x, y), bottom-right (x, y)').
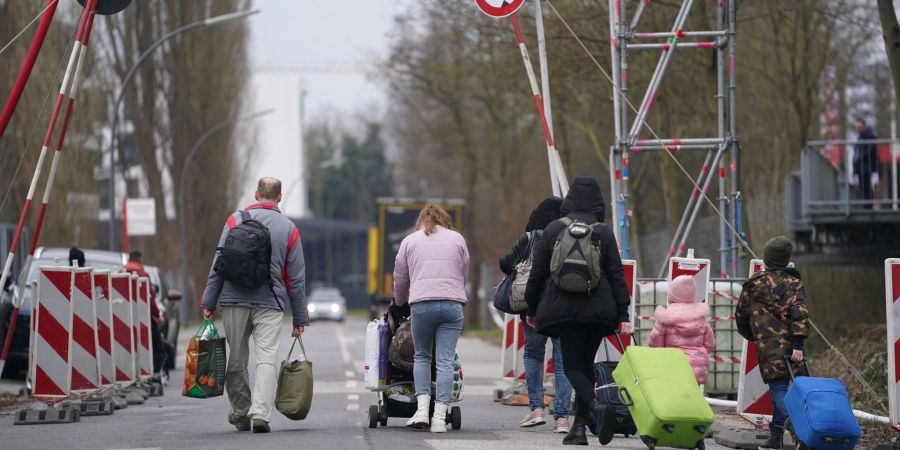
top-left (607, 0), bottom-right (744, 278)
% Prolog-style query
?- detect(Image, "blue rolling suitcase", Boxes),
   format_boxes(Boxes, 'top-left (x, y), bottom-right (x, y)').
top-left (784, 358), bottom-right (860, 450)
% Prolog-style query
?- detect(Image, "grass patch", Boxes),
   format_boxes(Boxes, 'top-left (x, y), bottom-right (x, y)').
top-left (346, 309), bottom-right (370, 319)
top-left (463, 325), bottom-right (503, 346)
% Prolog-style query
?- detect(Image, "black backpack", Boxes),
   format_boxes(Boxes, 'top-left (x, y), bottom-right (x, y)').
top-left (214, 210), bottom-right (272, 290)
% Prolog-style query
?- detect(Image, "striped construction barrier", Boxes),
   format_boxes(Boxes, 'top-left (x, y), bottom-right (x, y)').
top-left (93, 270), bottom-right (115, 388)
top-left (70, 267), bottom-right (100, 395)
top-left (668, 253), bottom-right (711, 304)
top-left (110, 273), bottom-right (135, 387)
top-left (500, 314), bottom-right (526, 381)
top-left (886, 258), bottom-right (900, 428)
top-left (597, 259), bottom-right (636, 362)
top-left (32, 266), bottom-right (74, 405)
top-left (134, 276), bottom-right (153, 381)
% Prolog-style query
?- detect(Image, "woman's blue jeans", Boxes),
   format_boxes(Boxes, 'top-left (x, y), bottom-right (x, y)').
top-left (410, 300), bottom-right (464, 405)
top-left (523, 321), bottom-right (572, 418)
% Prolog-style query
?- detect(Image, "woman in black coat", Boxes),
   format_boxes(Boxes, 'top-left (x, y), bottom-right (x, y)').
top-left (524, 176), bottom-right (632, 446)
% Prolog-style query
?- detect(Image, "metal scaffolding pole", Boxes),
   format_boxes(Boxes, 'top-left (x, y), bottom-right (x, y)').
top-left (716, 0), bottom-right (729, 278)
top-left (728, 0), bottom-right (742, 277)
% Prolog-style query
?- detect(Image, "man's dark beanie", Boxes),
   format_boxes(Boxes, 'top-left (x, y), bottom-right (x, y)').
top-left (763, 236), bottom-right (793, 268)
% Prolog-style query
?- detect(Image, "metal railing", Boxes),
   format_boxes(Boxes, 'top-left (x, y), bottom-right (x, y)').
top-left (635, 278), bottom-right (745, 395)
top-left (801, 140), bottom-right (900, 216)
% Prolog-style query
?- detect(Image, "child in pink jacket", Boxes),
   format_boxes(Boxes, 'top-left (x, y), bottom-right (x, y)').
top-left (648, 275), bottom-right (716, 385)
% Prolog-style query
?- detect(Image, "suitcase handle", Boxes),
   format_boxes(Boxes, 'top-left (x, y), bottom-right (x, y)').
top-left (783, 355), bottom-right (811, 381)
top-left (618, 386), bottom-right (634, 407)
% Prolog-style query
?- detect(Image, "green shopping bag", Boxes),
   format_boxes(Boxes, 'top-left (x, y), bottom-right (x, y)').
top-left (275, 336), bottom-right (314, 420)
top-left (182, 319), bottom-right (226, 398)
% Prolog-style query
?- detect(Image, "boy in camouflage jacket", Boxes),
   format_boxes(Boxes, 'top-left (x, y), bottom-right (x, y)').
top-left (735, 236), bottom-right (810, 449)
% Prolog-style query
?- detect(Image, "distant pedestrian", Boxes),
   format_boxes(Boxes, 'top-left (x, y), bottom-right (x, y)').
top-left (854, 118), bottom-right (878, 205)
top-left (524, 176), bottom-right (633, 446)
top-left (69, 247), bottom-right (85, 268)
top-left (648, 275), bottom-right (715, 386)
top-left (393, 204), bottom-right (469, 433)
top-left (201, 177), bottom-right (308, 433)
top-left (499, 196), bottom-right (573, 433)
top-left (124, 251), bottom-right (162, 325)
top-left (124, 250), bottom-right (169, 380)
top-left (736, 236), bottom-right (810, 450)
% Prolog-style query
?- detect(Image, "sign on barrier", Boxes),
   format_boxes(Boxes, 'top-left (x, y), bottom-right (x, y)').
top-left (736, 259), bottom-right (771, 423)
top-left (32, 267), bottom-right (74, 404)
top-left (597, 259), bottom-right (637, 362)
top-left (668, 254), bottom-right (711, 303)
top-left (886, 258), bottom-right (900, 427)
top-left (93, 270), bottom-right (115, 388)
top-left (71, 267), bottom-right (100, 394)
top-left (110, 273), bottom-right (135, 387)
top-left (135, 276), bottom-right (153, 380)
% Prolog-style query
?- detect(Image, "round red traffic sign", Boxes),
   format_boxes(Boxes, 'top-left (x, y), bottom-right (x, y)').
top-left (474, 0), bottom-right (526, 18)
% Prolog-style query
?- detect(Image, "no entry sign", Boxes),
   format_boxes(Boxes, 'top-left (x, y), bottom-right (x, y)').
top-left (475, 0), bottom-right (525, 18)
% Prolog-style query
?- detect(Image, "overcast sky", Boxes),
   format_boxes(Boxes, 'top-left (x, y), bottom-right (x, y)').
top-left (248, 0), bottom-right (409, 120)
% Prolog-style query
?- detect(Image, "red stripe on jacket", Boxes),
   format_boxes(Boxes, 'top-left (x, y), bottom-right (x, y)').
top-left (282, 226), bottom-right (300, 294)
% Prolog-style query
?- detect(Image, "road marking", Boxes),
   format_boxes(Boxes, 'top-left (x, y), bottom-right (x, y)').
top-left (347, 394), bottom-right (359, 401)
top-left (346, 380), bottom-right (358, 389)
top-left (345, 370), bottom-right (355, 378)
top-left (336, 325), bottom-right (351, 364)
top-left (346, 403), bottom-right (359, 411)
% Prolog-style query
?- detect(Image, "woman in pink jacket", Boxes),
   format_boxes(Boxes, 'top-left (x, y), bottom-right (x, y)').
top-left (648, 275), bottom-right (715, 385)
top-left (393, 204), bottom-right (469, 433)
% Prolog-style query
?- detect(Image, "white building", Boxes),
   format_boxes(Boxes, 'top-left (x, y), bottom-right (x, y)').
top-left (238, 71), bottom-right (307, 218)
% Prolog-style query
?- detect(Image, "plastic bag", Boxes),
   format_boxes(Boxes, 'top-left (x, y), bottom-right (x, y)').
top-left (275, 337), bottom-right (314, 420)
top-left (181, 319), bottom-right (226, 398)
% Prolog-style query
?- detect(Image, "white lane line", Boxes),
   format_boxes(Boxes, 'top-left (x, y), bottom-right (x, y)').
top-left (346, 403), bottom-right (359, 411)
top-left (345, 370), bottom-right (355, 378)
top-left (336, 325), bottom-right (351, 364)
top-left (346, 380), bottom-right (358, 389)
top-left (347, 394), bottom-right (359, 401)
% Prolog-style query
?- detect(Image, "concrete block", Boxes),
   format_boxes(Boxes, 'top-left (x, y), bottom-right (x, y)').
top-left (713, 428), bottom-right (765, 450)
top-left (115, 388), bottom-right (145, 405)
top-left (79, 399), bottom-right (115, 416)
top-left (109, 395), bottom-right (128, 410)
top-left (14, 407), bottom-right (80, 425)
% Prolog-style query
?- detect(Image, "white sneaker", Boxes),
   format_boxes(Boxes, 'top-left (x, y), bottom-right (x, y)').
top-left (431, 402), bottom-right (448, 433)
top-left (519, 408), bottom-right (547, 428)
top-left (406, 395), bottom-right (430, 429)
top-left (553, 417), bottom-right (570, 433)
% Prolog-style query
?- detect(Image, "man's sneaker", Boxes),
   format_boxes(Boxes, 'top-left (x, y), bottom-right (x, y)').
top-left (251, 419), bottom-right (270, 433)
top-left (554, 417), bottom-right (570, 433)
top-left (519, 408), bottom-right (547, 428)
top-left (227, 409), bottom-right (250, 431)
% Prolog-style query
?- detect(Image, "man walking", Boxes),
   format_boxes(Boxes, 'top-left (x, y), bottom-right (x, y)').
top-left (853, 118), bottom-right (879, 205)
top-left (201, 177), bottom-right (308, 433)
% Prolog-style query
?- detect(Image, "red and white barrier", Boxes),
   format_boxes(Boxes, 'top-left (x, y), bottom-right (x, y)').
top-left (31, 266), bottom-right (74, 404)
top-left (134, 276), bottom-right (153, 380)
top-left (500, 314), bottom-right (526, 381)
top-left (668, 253), bottom-right (711, 303)
top-left (93, 270), bottom-right (115, 388)
top-left (110, 273), bottom-right (135, 387)
top-left (597, 259), bottom-right (637, 362)
top-left (736, 259), bottom-right (771, 423)
top-left (886, 258), bottom-right (900, 428)
top-left (70, 267), bottom-right (100, 395)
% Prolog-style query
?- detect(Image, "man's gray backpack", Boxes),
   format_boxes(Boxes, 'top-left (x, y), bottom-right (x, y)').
top-left (549, 218), bottom-right (603, 293)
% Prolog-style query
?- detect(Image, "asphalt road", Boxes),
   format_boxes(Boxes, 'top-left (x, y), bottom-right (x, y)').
top-left (0, 317), bottom-right (732, 450)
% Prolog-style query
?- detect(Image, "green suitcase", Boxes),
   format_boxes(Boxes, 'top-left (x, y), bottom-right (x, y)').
top-left (612, 346), bottom-right (714, 450)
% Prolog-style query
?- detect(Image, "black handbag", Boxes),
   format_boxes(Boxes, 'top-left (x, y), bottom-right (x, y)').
top-left (492, 272), bottom-right (516, 314)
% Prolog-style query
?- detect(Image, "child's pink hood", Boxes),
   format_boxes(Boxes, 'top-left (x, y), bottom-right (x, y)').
top-left (653, 301), bottom-right (710, 325)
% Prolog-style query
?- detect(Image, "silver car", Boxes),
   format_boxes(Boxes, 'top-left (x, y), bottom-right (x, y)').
top-left (306, 288), bottom-right (346, 322)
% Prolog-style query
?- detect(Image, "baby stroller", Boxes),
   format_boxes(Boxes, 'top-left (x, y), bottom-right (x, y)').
top-left (364, 302), bottom-right (463, 430)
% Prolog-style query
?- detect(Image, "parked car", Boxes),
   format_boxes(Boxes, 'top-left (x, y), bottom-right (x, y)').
top-left (144, 266), bottom-right (182, 368)
top-left (0, 247), bottom-right (126, 379)
top-left (306, 287), bottom-right (346, 322)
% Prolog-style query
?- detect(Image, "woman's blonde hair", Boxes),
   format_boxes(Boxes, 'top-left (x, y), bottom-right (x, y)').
top-left (416, 204), bottom-right (453, 236)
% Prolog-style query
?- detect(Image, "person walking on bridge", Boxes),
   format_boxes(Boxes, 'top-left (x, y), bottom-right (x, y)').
top-left (393, 204), bottom-right (469, 433)
top-left (524, 176), bottom-right (633, 446)
top-left (201, 177), bottom-right (308, 433)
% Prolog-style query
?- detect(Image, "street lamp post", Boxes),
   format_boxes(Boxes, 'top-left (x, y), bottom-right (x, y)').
top-left (108, 9), bottom-right (259, 250)
top-left (177, 109), bottom-right (274, 321)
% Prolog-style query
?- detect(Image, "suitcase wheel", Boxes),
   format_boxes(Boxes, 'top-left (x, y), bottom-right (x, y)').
top-left (450, 406), bottom-right (462, 430)
top-left (696, 440), bottom-right (706, 450)
top-left (379, 404), bottom-right (388, 427)
top-left (641, 436), bottom-right (657, 450)
top-left (368, 405), bottom-right (379, 429)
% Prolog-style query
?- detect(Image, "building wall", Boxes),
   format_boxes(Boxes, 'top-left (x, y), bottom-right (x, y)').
top-left (238, 71), bottom-right (307, 217)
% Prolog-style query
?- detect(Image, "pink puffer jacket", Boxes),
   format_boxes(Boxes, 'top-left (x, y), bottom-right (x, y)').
top-left (648, 276), bottom-right (716, 385)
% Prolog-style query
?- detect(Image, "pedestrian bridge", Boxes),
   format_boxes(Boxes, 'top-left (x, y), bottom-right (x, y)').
top-left (787, 140), bottom-right (900, 254)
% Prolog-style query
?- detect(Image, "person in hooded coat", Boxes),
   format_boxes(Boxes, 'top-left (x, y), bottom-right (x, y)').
top-left (499, 197), bottom-right (573, 433)
top-left (524, 177), bottom-right (632, 446)
top-left (647, 275), bottom-right (715, 386)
